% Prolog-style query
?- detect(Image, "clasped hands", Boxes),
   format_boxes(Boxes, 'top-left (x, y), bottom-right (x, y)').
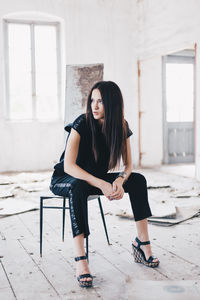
top-left (100, 179), bottom-right (124, 201)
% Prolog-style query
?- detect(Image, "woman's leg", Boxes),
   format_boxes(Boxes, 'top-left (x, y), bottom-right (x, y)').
top-left (133, 219), bottom-right (158, 263)
top-left (50, 175), bottom-right (91, 238)
top-left (73, 233), bottom-right (92, 283)
top-left (105, 172), bottom-right (158, 263)
top-left (50, 176), bottom-right (93, 282)
top-left (124, 173), bottom-right (159, 263)
top-left (68, 179), bottom-right (94, 282)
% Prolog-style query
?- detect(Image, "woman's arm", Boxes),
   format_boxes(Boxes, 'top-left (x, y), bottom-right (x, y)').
top-left (115, 137), bottom-right (133, 185)
top-left (110, 137), bottom-right (133, 200)
top-left (64, 129), bottom-right (112, 196)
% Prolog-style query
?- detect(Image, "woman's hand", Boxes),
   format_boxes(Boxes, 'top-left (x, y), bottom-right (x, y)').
top-left (110, 179), bottom-right (124, 200)
top-left (99, 181), bottom-right (113, 199)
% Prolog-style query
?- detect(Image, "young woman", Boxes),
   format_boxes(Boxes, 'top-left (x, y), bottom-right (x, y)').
top-left (50, 80), bottom-right (159, 288)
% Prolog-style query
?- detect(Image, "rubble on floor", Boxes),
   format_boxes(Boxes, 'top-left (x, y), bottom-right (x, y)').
top-left (115, 168), bottom-right (200, 226)
top-left (0, 171), bottom-right (51, 217)
top-left (0, 168), bottom-right (200, 224)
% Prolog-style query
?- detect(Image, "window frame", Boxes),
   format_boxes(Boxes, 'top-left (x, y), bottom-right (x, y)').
top-left (3, 19), bottom-right (62, 121)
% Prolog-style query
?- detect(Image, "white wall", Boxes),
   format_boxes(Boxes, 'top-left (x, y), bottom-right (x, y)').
top-left (195, 45), bottom-right (200, 181)
top-left (0, 0), bottom-right (138, 172)
top-left (1, 0), bottom-right (200, 181)
top-left (136, 0), bottom-right (200, 180)
top-left (0, 1), bottom-right (67, 172)
top-left (137, 0), bottom-right (199, 59)
top-left (139, 57), bottom-right (163, 166)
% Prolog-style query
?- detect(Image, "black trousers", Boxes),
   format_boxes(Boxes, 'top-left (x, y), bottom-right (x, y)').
top-left (50, 172), bottom-right (152, 238)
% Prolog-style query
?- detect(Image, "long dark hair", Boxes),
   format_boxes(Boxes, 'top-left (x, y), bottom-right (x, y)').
top-left (86, 80), bottom-right (127, 170)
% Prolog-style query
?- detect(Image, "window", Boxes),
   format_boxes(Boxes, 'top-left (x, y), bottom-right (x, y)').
top-left (4, 20), bottom-right (61, 120)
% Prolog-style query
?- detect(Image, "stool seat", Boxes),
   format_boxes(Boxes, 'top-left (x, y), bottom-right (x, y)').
top-left (87, 195), bottom-right (100, 200)
top-left (40, 194), bottom-right (111, 261)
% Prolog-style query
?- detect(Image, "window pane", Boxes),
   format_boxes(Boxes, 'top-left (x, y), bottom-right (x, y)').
top-left (36, 95), bottom-right (58, 119)
top-left (35, 25), bottom-right (58, 119)
top-left (10, 94), bottom-right (32, 119)
top-left (8, 23), bottom-right (32, 119)
top-left (166, 63), bottom-right (194, 122)
top-left (36, 72), bottom-right (58, 119)
top-left (36, 73), bottom-right (57, 95)
top-left (35, 25), bottom-right (57, 73)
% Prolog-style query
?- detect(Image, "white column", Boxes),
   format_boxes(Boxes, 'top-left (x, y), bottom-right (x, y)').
top-left (195, 42), bottom-right (200, 181)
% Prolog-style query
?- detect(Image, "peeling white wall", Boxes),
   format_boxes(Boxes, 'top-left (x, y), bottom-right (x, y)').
top-left (195, 46), bottom-right (200, 181)
top-left (0, 1), bottom-right (67, 172)
top-left (137, 0), bottom-right (199, 60)
top-left (139, 57), bottom-right (163, 166)
top-left (1, 0), bottom-right (200, 181)
top-left (0, 0), bottom-right (137, 172)
top-left (137, 0), bottom-right (200, 180)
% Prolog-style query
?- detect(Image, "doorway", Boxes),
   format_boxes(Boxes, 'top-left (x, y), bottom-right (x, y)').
top-left (162, 49), bottom-right (195, 164)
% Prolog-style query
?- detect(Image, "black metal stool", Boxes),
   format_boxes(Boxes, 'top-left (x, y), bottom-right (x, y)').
top-left (40, 194), bottom-right (111, 260)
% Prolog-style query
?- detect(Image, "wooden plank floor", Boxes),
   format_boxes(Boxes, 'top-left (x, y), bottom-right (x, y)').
top-left (0, 168), bottom-right (200, 299)
top-left (0, 198), bottom-right (200, 299)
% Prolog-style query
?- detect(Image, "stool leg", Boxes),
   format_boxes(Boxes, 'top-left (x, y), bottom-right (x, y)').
top-left (62, 197), bottom-right (66, 242)
top-left (98, 196), bottom-right (111, 245)
top-left (86, 236), bottom-right (89, 263)
top-left (40, 197), bottom-right (43, 257)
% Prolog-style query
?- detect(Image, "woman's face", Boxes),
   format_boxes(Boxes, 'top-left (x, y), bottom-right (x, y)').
top-left (91, 88), bottom-right (104, 123)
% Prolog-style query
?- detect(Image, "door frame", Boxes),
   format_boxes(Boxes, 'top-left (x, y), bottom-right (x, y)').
top-left (162, 48), bottom-right (196, 164)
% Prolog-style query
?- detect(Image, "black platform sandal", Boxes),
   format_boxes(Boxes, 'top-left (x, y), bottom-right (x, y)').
top-left (132, 237), bottom-right (159, 268)
top-left (74, 255), bottom-right (93, 288)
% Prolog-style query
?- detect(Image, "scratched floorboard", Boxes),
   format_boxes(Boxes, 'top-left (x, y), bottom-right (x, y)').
top-left (0, 198), bottom-right (200, 300)
top-left (1, 166), bottom-right (200, 299)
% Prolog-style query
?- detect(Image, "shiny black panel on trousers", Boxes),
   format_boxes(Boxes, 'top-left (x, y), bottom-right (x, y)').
top-left (50, 172), bottom-right (152, 238)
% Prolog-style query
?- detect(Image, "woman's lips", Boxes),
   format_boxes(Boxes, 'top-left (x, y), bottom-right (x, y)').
top-left (93, 112), bottom-right (99, 115)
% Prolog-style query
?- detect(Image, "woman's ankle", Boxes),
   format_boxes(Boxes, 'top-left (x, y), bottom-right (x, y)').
top-left (74, 249), bottom-right (86, 257)
top-left (73, 233), bottom-right (85, 257)
top-left (137, 234), bottom-right (149, 242)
